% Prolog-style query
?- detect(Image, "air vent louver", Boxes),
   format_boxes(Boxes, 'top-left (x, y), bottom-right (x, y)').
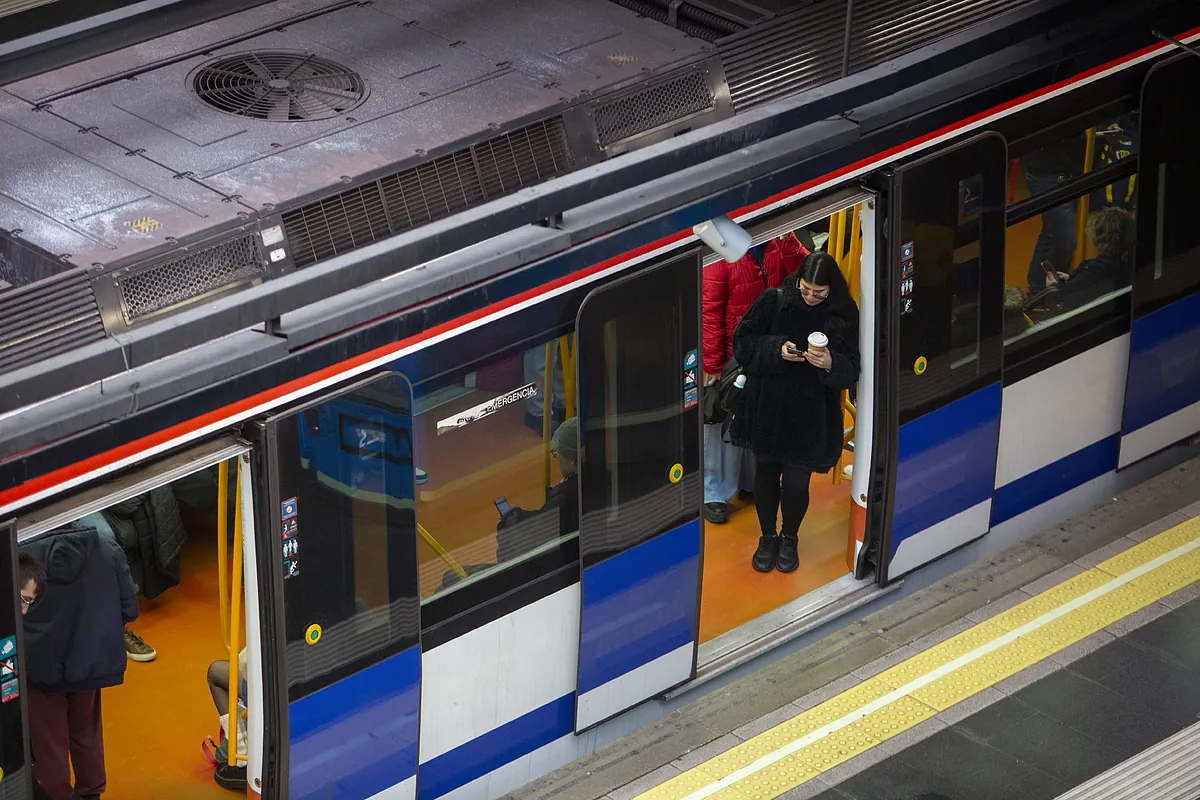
top-left (0, 270), bottom-right (105, 373)
top-left (283, 116), bottom-right (574, 268)
top-left (593, 70), bottom-right (715, 147)
top-left (192, 51), bottom-right (367, 121)
top-left (119, 234), bottom-right (264, 323)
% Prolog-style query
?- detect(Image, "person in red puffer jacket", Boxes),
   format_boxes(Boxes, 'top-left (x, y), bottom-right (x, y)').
top-left (702, 232), bottom-right (809, 524)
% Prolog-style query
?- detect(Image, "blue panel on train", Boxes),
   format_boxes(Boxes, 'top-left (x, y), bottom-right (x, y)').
top-left (1123, 292), bottom-right (1200, 434)
top-left (991, 434), bottom-right (1119, 526)
top-left (891, 383), bottom-right (1001, 552)
top-left (288, 644), bottom-right (420, 800)
top-left (417, 693), bottom-right (575, 800)
top-left (577, 519), bottom-right (700, 695)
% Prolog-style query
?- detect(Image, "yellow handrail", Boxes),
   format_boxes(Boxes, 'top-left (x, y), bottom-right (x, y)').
top-left (1072, 126), bottom-right (1097, 269)
top-left (833, 393), bottom-right (857, 486)
top-left (419, 523), bottom-right (467, 579)
top-left (559, 335), bottom-right (576, 421)
top-left (227, 459), bottom-right (247, 766)
top-left (541, 343), bottom-right (554, 489)
top-left (217, 461), bottom-right (231, 654)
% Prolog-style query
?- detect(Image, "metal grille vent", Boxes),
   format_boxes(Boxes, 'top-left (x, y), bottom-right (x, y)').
top-left (119, 235), bottom-right (264, 323)
top-left (283, 116), bottom-right (574, 268)
top-left (593, 70), bottom-right (715, 147)
top-left (719, 10), bottom-right (844, 111)
top-left (0, 269), bottom-right (105, 373)
top-left (192, 51), bottom-right (367, 121)
top-left (847, 0), bottom-right (1031, 75)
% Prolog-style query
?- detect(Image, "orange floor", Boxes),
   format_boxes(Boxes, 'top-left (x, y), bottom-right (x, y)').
top-left (698, 469), bottom-right (853, 643)
top-left (102, 528), bottom-right (236, 800)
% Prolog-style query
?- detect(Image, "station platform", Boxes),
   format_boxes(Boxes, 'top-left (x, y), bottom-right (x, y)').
top-left (509, 456), bottom-right (1200, 800)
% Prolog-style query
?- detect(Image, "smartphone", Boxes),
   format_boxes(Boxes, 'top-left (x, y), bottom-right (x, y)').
top-left (495, 497), bottom-right (511, 518)
top-left (785, 343), bottom-right (803, 356)
top-left (1041, 260), bottom-right (1060, 285)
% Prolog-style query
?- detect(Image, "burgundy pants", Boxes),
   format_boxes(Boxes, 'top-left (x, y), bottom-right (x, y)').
top-left (27, 688), bottom-right (105, 800)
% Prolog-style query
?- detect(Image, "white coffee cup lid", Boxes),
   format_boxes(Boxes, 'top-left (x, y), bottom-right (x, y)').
top-left (808, 332), bottom-right (828, 347)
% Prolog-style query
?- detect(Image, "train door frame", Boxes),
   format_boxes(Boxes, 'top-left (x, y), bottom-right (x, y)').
top-left (248, 370), bottom-right (422, 800)
top-left (1118, 52), bottom-right (1200, 469)
top-left (871, 132), bottom-right (1009, 582)
top-left (3, 434), bottom-right (268, 795)
top-left (0, 519), bottom-right (33, 798)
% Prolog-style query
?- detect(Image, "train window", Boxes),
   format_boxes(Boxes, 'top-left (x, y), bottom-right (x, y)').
top-left (412, 337), bottom-right (580, 601)
top-left (271, 373), bottom-right (420, 700)
top-left (1132, 56), bottom-right (1200, 314)
top-left (895, 134), bottom-right (1005, 422)
top-left (1009, 112), bottom-right (1140, 206)
top-left (577, 257), bottom-right (701, 568)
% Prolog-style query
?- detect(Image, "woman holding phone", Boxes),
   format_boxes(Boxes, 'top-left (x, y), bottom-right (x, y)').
top-left (728, 252), bottom-right (859, 573)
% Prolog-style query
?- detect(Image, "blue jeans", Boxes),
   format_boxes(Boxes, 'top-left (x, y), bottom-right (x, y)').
top-left (1025, 171), bottom-right (1078, 292)
top-left (704, 423), bottom-right (744, 504)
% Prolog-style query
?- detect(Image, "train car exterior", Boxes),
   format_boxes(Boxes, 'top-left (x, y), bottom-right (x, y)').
top-left (1, 2), bottom-right (1199, 799)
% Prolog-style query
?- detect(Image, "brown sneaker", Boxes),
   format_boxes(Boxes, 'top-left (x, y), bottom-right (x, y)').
top-left (125, 626), bottom-right (156, 662)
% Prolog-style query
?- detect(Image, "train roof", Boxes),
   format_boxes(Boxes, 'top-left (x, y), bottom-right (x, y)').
top-left (0, 0), bottom-right (1194, 478)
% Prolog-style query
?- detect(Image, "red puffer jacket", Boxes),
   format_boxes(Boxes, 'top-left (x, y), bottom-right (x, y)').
top-left (703, 233), bottom-right (809, 375)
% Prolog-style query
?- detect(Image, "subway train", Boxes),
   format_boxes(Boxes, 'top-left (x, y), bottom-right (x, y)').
top-left (0, 0), bottom-right (1199, 798)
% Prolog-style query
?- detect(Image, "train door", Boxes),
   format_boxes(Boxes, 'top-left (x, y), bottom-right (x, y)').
top-left (572, 250), bottom-right (702, 732)
top-left (253, 372), bottom-right (422, 799)
top-left (879, 133), bottom-right (1007, 580)
top-left (0, 520), bottom-right (33, 799)
top-left (4, 437), bottom-right (259, 799)
top-left (1118, 54), bottom-right (1200, 468)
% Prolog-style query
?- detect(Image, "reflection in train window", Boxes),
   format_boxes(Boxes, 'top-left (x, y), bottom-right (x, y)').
top-left (412, 337), bottom-right (579, 600)
top-left (1009, 112), bottom-right (1140, 206)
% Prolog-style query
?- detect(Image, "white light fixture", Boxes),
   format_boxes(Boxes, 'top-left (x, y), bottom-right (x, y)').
top-left (693, 215), bottom-right (751, 263)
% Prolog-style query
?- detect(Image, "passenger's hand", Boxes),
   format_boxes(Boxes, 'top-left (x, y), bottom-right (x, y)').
top-left (781, 342), bottom-right (805, 362)
top-left (1056, 271), bottom-right (1070, 282)
top-left (804, 348), bottom-right (832, 371)
top-left (704, 372), bottom-right (717, 386)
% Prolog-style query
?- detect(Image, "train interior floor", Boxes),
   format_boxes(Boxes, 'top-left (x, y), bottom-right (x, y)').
top-left (509, 455), bottom-right (1200, 800)
top-left (102, 503), bottom-right (235, 799)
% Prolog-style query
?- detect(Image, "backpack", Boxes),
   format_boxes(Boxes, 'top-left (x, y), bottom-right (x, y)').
top-left (702, 357), bottom-right (744, 427)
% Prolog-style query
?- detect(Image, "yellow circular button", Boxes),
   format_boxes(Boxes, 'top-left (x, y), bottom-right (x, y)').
top-left (669, 463), bottom-right (684, 484)
top-left (914, 356), bottom-right (928, 375)
top-left (305, 624), bottom-right (322, 646)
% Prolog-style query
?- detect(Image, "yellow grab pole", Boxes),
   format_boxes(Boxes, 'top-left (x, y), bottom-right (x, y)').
top-left (558, 336), bottom-right (575, 420)
top-left (217, 460), bottom-right (230, 653)
top-left (1073, 127), bottom-right (1097, 269)
top-left (542, 343), bottom-right (554, 489)
top-left (419, 524), bottom-right (468, 580)
top-left (829, 210), bottom-right (845, 267)
top-left (228, 459), bottom-right (246, 766)
top-left (847, 205), bottom-right (863, 301)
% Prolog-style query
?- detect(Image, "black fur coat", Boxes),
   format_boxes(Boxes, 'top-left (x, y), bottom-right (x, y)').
top-left (728, 276), bottom-right (860, 472)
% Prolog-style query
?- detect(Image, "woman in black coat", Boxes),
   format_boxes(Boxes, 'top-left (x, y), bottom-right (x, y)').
top-left (729, 251), bottom-right (860, 573)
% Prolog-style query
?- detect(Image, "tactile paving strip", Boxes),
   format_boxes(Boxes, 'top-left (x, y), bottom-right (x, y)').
top-left (634, 515), bottom-right (1200, 800)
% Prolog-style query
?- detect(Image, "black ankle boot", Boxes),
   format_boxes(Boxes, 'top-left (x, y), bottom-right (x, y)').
top-left (752, 534), bottom-right (780, 572)
top-left (776, 534), bottom-right (799, 573)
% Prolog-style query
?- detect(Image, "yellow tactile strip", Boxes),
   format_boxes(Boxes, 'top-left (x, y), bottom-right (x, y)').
top-left (636, 515), bottom-right (1200, 800)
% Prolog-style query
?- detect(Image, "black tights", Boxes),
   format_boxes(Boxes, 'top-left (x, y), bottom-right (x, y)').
top-left (754, 460), bottom-right (812, 538)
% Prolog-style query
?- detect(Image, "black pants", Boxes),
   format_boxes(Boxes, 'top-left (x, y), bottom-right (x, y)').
top-left (754, 460), bottom-right (812, 538)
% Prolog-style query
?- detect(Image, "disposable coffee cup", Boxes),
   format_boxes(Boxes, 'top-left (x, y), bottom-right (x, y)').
top-left (807, 332), bottom-right (828, 356)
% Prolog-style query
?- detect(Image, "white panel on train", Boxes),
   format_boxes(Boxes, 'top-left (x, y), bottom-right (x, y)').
top-left (367, 776), bottom-right (416, 800)
top-left (419, 585), bottom-right (580, 761)
top-left (1120, 401), bottom-right (1200, 470)
top-left (995, 335), bottom-right (1129, 488)
top-left (888, 499), bottom-right (992, 578)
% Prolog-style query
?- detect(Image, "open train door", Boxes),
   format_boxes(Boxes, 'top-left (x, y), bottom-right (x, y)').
top-left (253, 372), bottom-right (422, 799)
top-left (0, 520), bottom-right (34, 799)
top-left (879, 133), bottom-right (1007, 581)
top-left (572, 251), bottom-right (703, 733)
top-left (1118, 54), bottom-right (1200, 469)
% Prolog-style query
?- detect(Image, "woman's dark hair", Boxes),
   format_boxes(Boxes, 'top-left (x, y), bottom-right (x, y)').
top-left (795, 251), bottom-right (858, 345)
top-left (18, 551), bottom-right (45, 594)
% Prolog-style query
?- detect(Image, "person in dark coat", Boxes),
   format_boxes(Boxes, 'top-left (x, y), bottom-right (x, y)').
top-left (1046, 206), bottom-right (1134, 314)
top-left (20, 522), bottom-right (138, 800)
top-left (729, 252), bottom-right (860, 574)
top-left (702, 233), bottom-right (810, 524)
